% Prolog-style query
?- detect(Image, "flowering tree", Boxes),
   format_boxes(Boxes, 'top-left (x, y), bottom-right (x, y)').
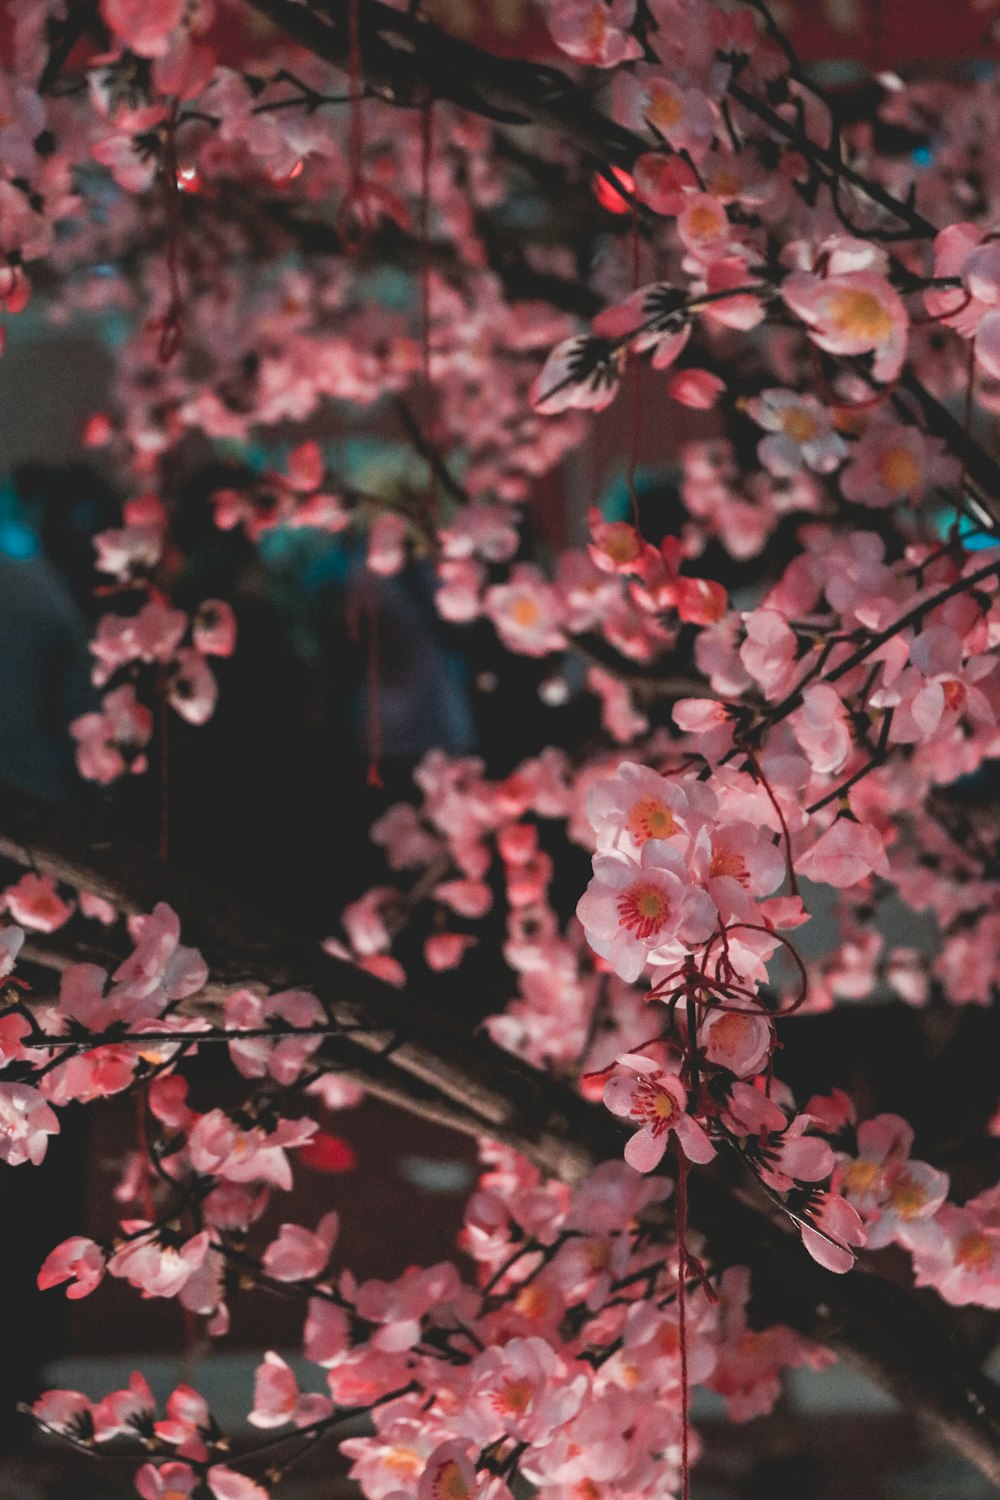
top-left (5, 0), bottom-right (1000, 1493)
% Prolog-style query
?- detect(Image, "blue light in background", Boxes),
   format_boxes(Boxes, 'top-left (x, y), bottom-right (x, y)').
top-left (0, 519), bottom-right (39, 559)
top-left (0, 481), bottom-right (40, 558)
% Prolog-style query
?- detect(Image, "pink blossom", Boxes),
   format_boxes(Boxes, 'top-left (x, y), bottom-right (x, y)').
top-left (739, 609), bottom-right (798, 697)
top-left (424, 932), bottom-right (478, 970)
top-left (483, 565), bottom-right (567, 657)
top-left (545, 0), bottom-right (642, 66)
top-left (168, 649), bottom-right (218, 726)
top-left (839, 423), bottom-right (958, 509)
top-left (225, 987), bottom-right (324, 1086)
top-left (907, 1207), bottom-right (1000, 1307)
top-left (1, 873), bottom-right (74, 932)
top-left (676, 193), bottom-right (734, 264)
top-left (577, 840), bottom-right (718, 983)
top-left (0, 1081), bottom-right (59, 1166)
top-left (791, 683), bottom-right (852, 775)
top-left (112, 904), bottom-right (207, 1019)
top-left (701, 1006), bottom-right (772, 1078)
top-left (100, 0), bottom-right (184, 57)
top-left (262, 1212), bottom-right (339, 1282)
top-left (0, 923), bottom-right (24, 977)
top-left (353, 1262), bottom-right (465, 1352)
top-left (418, 1443), bottom-right (480, 1500)
top-left (33, 1388), bottom-right (95, 1438)
top-left (193, 600), bottom-right (237, 658)
top-left (837, 1114), bottom-right (949, 1250)
top-left (666, 367), bottom-right (725, 408)
top-left (37, 1236), bottom-right (106, 1299)
top-left (94, 524), bottom-right (162, 581)
top-left (136, 1461), bottom-right (197, 1500)
top-left (458, 1335), bottom-right (588, 1445)
top-left (745, 389), bottom-right (846, 477)
top-left (207, 1467), bottom-right (270, 1500)
top-left (93, 1372), bottom-right (154, 1441)
top-left (604, 1050), bottom-right (716, 1169)
top-left (797, 1191), bottom-right (867, 1273)
top-left (72, 685), bottom-right (153, 785)
top-left (249, 1350), bottom-right (333, 1428)
top-left (108, 1228), bottom-right (210, 1298)
top-left (640, 77), bottom-right (717, 161)
top-left (782, 268), bottom-right (907, 383)
top-left (187, 1110), bottom-right (316, 1190)
top-left (797, 816), bottom-right (890, 888)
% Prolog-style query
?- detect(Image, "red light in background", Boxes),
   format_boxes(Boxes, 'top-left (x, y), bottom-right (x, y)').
top-left (593, 168), bottom-right (636, 214)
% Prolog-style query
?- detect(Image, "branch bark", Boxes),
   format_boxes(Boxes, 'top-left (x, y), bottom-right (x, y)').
top-left (3, 778), bottom-right (1000, 1479)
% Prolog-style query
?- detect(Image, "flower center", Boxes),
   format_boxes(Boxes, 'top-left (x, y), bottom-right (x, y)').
top-left (709, 167), bottom-right (742, 198)
top-left (685, 203), bottom-right (724, 241)
top-left (633, 1076), bottom-right (678, 1133)
top-left (386, 1447), bottom-right (424, 1476)
top-left (599, 525), bottom-right (641, 565)
top-left (876, 445), bottom-right (920, 493)
top-left (647, 86), bottom-right (684, 131)
top-left (585, 1236), bottom-right (611, 1271)
top-left (709, 1011), bottom-right (753, 1060)
top-left (494, 1378), bottom-right (533, 1415)
top-left (428, 1459), bottom-right (472, 1500)
top-left (887, 1172), bottom-right (930, 1219)
top-left (658, 1320), bottom-right (681, 1356)
top-left (709, 845), bottom-right (749, 883)
top-left (942, 678), bottom-right (966, 713)
top-left (956, 1231), bottom-right (993, 1271)
top-left (827, 288), bottom-right (894, 342)
top-left (617, 880), bottom-right (672, 940)
top-left (513, 1283), bottom-right (551, 1320)
top-left (511, 596), bottom-right (541, 629)
top-left (781, 407), bottom-right (819, 443)
top-left (841, 1158), bottom-right (881, 1196)
top-left (626, 795), bottom-right (677, 844)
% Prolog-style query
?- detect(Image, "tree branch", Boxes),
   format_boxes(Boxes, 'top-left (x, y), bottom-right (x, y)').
top-left (3, 777), bottom-right (1000, 1478)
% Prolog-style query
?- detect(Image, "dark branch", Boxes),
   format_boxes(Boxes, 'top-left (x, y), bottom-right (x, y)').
top-left (3, 776), bottom-right (1000, 1477)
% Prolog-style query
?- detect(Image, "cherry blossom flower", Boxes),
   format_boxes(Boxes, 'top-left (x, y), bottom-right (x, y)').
top-left (37, 1236), bottom-right (107, 1300)
top-left (837, 1114), bottom-right (949, 1250)
top-left (483, 565), bottom-right (567, 657)
top-left (0, 1081), bottom-right (59, 1166)
top-left (108, 1228), bottom-right (210, 1299)
top-left (545, 0), bottom-right (643, 66)
top-left (576, 839), bottom-right (718, 983)
top-left (249, 1351), bottom-right (333, 1428)
top-left (603, 1050), bottom-right (716, 1168)
top-left (839, 423), bottom-right (959, 508)
top-left (782, 268), bottom-right (908, 383)
top-left (1, 873), bottom-right (74, 932)
top-left (797, 816), bottom-right (890, 888)
top-left (745, 389), bottom-right (847, 477)
top-left (458, 1335), bottom-right (588, 1445)
top-left (640, 76), bottom-right (717, 160)
top-left (262, 1212), bottom-right (339, 1282)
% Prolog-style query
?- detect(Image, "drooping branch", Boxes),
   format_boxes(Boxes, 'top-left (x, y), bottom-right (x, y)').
top-left (3, 778), bottom-right (1000, 1479)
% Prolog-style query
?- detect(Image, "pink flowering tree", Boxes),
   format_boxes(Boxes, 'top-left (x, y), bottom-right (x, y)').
top-left (5, 0), bottom-right (1000, 1493)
